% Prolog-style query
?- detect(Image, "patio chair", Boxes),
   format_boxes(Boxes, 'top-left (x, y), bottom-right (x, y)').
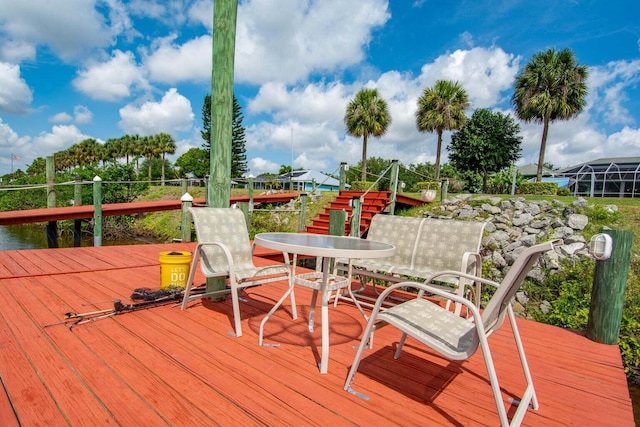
top-left (181, 207), bottom-right (296, 337)
top-left (344, 240), bottom-right (557, 427)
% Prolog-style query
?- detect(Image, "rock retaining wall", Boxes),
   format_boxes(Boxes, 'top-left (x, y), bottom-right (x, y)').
top-left (422, 195), bottom-right (618, 306)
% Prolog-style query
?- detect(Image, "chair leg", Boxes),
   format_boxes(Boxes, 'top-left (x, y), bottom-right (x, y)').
top-left (476, 330), bottom-right (511, 426)
top-left (181, 247), bottom-right (201, 310)
top-left (308, 289), bottom-right (318, 332)
top-left (289, 255), bottom-right (298, 320)
top-left (259, 281), bottom-right (294, 346)
top-left (344, 310), bottom-right (379, 399)
top-left (508, 305), bottom-right (539, 410)
top-left (230, 282), bottom-right (243, 337)
top-left (394, 332), bottom-right (408, 359)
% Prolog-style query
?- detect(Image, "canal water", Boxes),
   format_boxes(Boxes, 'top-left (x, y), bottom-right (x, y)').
top-left (0, 224), bottom-right (155, 251)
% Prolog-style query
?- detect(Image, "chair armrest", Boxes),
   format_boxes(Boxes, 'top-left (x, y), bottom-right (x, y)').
top-left (420, 269), bottom-right (501, 295)
top-left (461, 251), bottom-right (482, 276)
top-left (370, 270), bottom-right (500, 312)
top-left (195, 241), bottom-right (236, 278)
top-left (373, 279), bottom-right (486, 322)
top-left (459, 252), bottom-right (483, 306)
top-left (252, 241), bottom-right (292, 267)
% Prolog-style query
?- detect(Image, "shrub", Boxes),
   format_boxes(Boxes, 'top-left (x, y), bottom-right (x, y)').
top-left (519, 181), bottom-right (558, 195)
top-left (350, 181), bottom-right (378, 191)
top-left (525, 257), bottom-right (594, 329)
top-left (415, 181), bottom-right (440, 190)
top-left (445, 178), bottom-right (466, 193)
top-left (557, 187), bottom-right (570, 196)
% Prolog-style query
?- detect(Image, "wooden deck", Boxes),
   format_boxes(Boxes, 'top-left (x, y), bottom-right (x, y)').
top-left (0, 192), bottom-right (300, 225)
top-left (0, 243), bottom-right (635, 426)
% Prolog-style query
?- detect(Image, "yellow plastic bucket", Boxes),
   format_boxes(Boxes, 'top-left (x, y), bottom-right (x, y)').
top-left (159, 251), bottom-right (192, 290)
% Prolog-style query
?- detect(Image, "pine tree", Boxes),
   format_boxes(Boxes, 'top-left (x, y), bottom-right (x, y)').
top-left (201, 94), bottom-right (248, 178)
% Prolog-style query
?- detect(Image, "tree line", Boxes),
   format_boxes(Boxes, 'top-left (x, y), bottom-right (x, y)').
top-left (3, 47), bottom-right (587, 195)
top-left (5, 93), bottom-right (249, 185)
top-left (345, 47), bottom-right (588, 187)
top-left (22, 133), bottom-right (177, 185)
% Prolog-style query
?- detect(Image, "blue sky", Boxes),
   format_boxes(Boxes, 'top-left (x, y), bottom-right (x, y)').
top-left (1, 0), bottom-right (639, 178)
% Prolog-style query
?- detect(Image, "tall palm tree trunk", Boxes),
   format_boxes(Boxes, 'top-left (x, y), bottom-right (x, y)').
top-left (536, 115), bottom-right (551, 182)
top-left (361, 133), bottom-right (369, 181)
top-left (161, 153), bottom-right (166, 186)
top-left (434, 130), bottom-right (443, 181)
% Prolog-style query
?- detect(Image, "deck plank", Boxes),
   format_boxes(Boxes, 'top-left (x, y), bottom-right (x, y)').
top-left (0, 243), bottom-right (635, 426)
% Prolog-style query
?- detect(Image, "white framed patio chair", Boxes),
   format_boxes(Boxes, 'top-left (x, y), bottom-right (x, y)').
top-left (181, 207), bottom-right (296, 337)
top-left (344, 240), bottom-right (557, 427)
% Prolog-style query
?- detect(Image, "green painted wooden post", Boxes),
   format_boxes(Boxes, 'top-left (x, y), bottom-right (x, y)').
top-left (181, 192), bottom-right (193, 243)
top-left (207, 0), bottom-right (238, 299)
top-left (388, 159), bottom-right (399, 216)
top-left (350, 197), bottom-right (361, 237)
top-left (328, 209), bottom-right (347, 271)
top-left (339, 162), bottom-right (347, 191)
top-left (441, 179), bottom-right (449, 202)
top-left (586, 229), bottom-right (634, 344)
top-left (73, 175), bottom-right (82, 247)
top-left (237, 202), bottom-right (250, 229)
top-left (204, 175), bottom-right (209, 206)
top-left (45, 156), bottom-right (58, 248)
top-left (248, 177), bottom-right (254, 211)
top-left (93, 176), bottom-right (103, 247)
top-left (329, 210), bottom-right (346, 236)
top-left (298, 193), bottom-right (307, 232)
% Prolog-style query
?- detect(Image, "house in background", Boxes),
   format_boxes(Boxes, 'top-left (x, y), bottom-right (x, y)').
top-left (554, 157), bottom-right (640, 198)
top-left (517, 163), bottom-right (556, 179)
top-left (254, 170), bottom-right (346, 192)
top-left (516, 164), bottom-right (570, 189)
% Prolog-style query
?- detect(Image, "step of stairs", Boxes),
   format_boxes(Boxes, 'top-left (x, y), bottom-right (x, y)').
top-left (304, 191), bottom-right (391, 236)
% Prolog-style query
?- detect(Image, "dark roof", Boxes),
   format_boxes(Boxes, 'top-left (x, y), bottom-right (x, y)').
top-left (557, 157), bottom-right (640, 174)
top-left (517, 163), bottom-right (554, 177)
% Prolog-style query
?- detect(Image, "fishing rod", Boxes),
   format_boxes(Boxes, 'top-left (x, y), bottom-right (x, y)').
top-left (44, 286), bottom-right (205, 330)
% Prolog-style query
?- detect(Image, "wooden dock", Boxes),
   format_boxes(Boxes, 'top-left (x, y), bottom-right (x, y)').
top-left (0, 243), bottom-right (635, 426)
top-left (0, 192), bottom-right (300, 225)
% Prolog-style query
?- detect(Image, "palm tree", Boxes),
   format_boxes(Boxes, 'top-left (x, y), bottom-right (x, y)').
top-left (416, 80), bottom-right (469, 181)
top-left (344, 88), bottom-right (391, 181)
top-left (102, 138), bottom-right (121, 166)
top-left (128, 134), bottom-right (144, 176)
top-left (155, 132), bottom-right (176, 185)
top-left (512, 48), bottom-right (588, 182)
top-left (141, 135), bottom-right (160, 182)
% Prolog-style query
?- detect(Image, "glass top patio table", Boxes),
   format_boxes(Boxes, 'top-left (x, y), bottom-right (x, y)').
top-left (254, 232), bottom-right (396, 259)
top-left (254, 232), bottom-right (395, 374)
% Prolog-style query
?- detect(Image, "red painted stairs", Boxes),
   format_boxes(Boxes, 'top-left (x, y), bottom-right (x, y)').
top-left (304, 190), bottom-right (391, 236)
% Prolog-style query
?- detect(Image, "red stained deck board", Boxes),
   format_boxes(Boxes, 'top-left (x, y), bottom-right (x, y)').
top-left (0, 243), bottom-right (635, 426)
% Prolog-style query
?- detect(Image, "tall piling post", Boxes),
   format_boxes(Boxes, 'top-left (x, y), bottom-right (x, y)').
top-left (93, 176), bottom-right (103, 247)
top-left (586, 229), bottom-right (634, 344)
top-left (45, 156), bottom-right (58, 248)
top-left (206, 0), bottom-right (238, 300)
top-left (73, 175), bottom-right (82, 247)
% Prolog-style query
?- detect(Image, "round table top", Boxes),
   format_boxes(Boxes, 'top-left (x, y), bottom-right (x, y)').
top-left (254, 232), bottom-right (395, 259)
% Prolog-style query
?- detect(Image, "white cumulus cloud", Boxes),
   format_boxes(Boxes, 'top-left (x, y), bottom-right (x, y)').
top-left (73, 105), bottom-right (93, 124)
top-left (418, 46), bottom-right (521, 108)
top-left (118, 88), bottom-right (194, 135)
top-left (144, 35), bottom-right (211, 84)
top-left (0, 0), bottom-right (118, 60)
top-left (0, 62), bottom-right (33, 114)
top-left (249, 157), bottom-right (280, 175)
top-left (235, 0), bottom-right (391, 85)
top-left (73, 50), bottom-right (146, 101)
top-left (33, 124), bottom-right (91, 150)
top-left (49, 112), bottom-right (73, 123)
